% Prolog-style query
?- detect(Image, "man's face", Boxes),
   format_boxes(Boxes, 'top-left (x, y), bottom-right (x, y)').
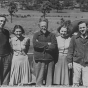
top-left (79, 23), bottom-right (87, 35)
top-left (39, 21), bottom-right (48, 34)
top-left (0, 17), bottom-right (6, 28)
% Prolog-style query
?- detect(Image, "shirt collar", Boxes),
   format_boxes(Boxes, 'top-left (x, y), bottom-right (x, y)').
top-left (38, 30), bottom-right (50, 36)
top-left (81, 35), bottom-right (88, 39)
top-left (13, 36), bottom-right (25, 41)
top-left (76, 32), bottom-right (88, 39)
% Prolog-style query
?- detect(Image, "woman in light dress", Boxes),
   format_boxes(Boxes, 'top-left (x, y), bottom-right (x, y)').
top-left (54, 25), bottom-right (71, 85)
top-left (9, 25), bottom-right (31, 85)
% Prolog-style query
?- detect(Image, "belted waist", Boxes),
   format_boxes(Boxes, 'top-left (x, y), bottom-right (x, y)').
top-left (59, 49), bottom-right (68, 54)
top-left (59, 52), bottom-right (67, 54)
top-left (13, 50), bottom-right (26, 56)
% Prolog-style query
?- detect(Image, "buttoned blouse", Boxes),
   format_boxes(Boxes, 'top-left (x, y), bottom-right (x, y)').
top-left (56, 36), bottom-right (71, 54)
top-left (10, 36), bottom-right (30, 55)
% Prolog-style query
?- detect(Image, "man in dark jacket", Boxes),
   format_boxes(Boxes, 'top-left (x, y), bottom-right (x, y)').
top-left (33, 17), bottom-right (57, 86)
top-left (67, 21), bottom-right (88, 86)
top-left (0, 15), bottom-right (12, 85)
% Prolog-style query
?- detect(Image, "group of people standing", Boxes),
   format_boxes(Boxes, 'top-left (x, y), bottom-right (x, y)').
top-left (0, 15), bottom-right (88, 87)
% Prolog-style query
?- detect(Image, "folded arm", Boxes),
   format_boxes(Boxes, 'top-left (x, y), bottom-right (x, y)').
top-left (33, 33), bottom-right (48, 49)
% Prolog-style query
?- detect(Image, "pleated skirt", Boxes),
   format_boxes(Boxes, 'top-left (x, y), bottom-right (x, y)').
top-left (9, 54), bottom-right (31, 85)
top-left (54, 53), bottom-right (69, 85)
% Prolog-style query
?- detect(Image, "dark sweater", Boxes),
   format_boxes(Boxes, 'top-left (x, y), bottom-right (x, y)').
top-left (67, 33), bottom-right (88, 66)
top-left (33, 31), bottom-right (58, 61)
top-left (0, 29), bottom-right (11, 56)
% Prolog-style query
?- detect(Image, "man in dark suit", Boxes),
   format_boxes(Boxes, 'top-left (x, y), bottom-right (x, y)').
top-left (33, 17), bottom-right (57, 86)
top-left (67, 21), bottom-right (88, 86)
top-left (0, 15), bottom-right (12, 85)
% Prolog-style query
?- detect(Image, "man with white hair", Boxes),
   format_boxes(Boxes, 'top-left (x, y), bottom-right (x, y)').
top-left (33, 17), bottom-right (57, 86)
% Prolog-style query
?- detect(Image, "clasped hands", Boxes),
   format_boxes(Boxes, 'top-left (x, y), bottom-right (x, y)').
top-left (68, 63), bottom-right (73, 69)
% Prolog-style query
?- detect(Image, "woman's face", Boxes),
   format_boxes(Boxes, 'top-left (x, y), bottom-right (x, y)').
top-left (60, 27), bottom-right (67, 38)
top-left (14, 28), bottom-right (22, 37)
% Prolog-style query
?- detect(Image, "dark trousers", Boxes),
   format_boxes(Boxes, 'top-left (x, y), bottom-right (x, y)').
top-left (35, 60), bottom-right (54, 86)
top-left (0, 54), bottom-right (12, 85)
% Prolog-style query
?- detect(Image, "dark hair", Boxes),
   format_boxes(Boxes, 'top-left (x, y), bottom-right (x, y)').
top-left (13, 25), bottom-right (25, 34)
top-left (78, 21), bottom-right (87, 26)
top-left (57, 25), bottom-right (69, 34)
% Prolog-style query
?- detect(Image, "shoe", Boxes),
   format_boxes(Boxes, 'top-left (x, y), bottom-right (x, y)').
top-left (72, 83), bottom-right (79, 87)
top-left (18, 83), bottom-right (23, 86)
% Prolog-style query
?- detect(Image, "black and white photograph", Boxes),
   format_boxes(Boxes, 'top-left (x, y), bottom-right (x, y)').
top-left (0, 0), bottom-right (88, 87)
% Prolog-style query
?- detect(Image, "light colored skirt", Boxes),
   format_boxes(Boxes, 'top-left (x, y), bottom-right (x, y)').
top-left (9, 54), bottom-right (31, 85)
top-left (54, 53), bottom-right (69, 85)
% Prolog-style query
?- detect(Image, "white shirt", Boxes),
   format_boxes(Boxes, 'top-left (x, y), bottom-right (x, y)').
top-left (56, 36), bottom-right (71, 54)
top-left (10, 36), bottom-right (30, 55)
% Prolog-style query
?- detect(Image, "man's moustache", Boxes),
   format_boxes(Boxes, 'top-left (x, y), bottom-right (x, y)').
top-left (42, 28), bottom-right (46, 30)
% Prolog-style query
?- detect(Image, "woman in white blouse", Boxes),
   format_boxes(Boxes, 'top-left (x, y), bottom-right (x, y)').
top-left (54, 25), bottom-right (71, 85)
top-left (9, 25), bottom-right (31, 85)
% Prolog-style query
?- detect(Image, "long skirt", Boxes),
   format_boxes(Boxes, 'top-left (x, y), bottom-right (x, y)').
top-left (54, 53), bottom-right (69, 85)
top-left (9, 54), bottom-right (31, 85)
